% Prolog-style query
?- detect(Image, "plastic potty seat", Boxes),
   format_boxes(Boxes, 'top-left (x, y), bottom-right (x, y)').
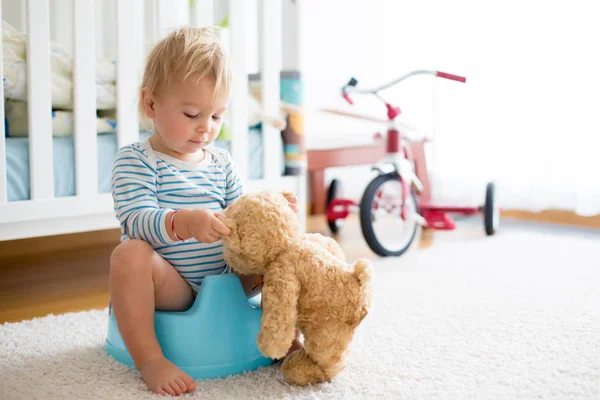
top-left (105, 274), bottom-right (273, 379)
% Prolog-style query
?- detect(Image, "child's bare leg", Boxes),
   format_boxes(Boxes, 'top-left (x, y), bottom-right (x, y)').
top-left (234, 271), bottom-right (303, 357)
top-left (110, 239), bottom-right (197, 396)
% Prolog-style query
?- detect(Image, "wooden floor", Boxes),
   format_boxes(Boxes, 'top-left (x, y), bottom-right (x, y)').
top-left (0, 214), bottom-right (504, 324)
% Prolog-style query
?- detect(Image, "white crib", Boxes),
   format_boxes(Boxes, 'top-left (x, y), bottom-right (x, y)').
top-left (0, 0), bottom-right (306, 242)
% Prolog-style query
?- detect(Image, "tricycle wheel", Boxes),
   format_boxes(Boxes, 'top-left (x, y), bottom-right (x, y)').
top-left (359, 173), bottom-right (418, 257)
top-left (326, 179), bottom-right (343, 234)
top-left (484, 182), bottom-right (499, 235)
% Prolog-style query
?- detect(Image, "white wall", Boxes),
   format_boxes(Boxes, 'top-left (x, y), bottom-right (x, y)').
top-left (1, 0), bottom-right (25, 32)
top-left (300, 0), bottom-right (600, 213)
top-left (300, 0), bottom-right (444, 201)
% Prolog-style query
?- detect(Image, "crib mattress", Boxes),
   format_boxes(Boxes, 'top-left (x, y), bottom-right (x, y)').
top-left (5, 127), bottom-right (279, 202)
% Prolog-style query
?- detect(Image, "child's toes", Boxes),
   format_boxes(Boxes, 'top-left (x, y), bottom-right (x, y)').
top-left (183, 375), bottom-right (197, 392)
top-left (169, 381), bottom-right (183, 395)
top-left (174, 377), bottom-right (187, 392)
top-left (162, 384), bottom-right (176, 396)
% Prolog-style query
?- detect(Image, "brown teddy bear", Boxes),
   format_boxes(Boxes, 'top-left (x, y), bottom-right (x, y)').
top-left (219, 191), bottom-right (373, 386)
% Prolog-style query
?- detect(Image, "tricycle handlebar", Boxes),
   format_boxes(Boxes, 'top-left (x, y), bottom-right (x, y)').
top-left (341, 70), bottom-right (466, 104)
top-left (436, 71), bottom-right (466, 82)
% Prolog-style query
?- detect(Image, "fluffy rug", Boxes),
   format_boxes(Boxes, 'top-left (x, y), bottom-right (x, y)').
top-left (1, 230), bottom-right (599, 399)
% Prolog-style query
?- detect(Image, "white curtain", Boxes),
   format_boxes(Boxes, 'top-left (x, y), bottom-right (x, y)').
top-left (427, 0), bottom-right (600, 216)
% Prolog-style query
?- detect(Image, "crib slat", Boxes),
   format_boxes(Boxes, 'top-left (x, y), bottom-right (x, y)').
top-left (26, 0), bottom-right (54, 199)
top-left (73, 0), bottom-right (97, 196)
top-left (192, 0), bottom-right (214, 27)
top-left (0, 2), bottom-right (6, 203)
top-left (259, 0), bottom-right (283, 180)
top-left (228, 0), bottom-right (249, 182)
top-left (116, 0), bottom-right (141, 148)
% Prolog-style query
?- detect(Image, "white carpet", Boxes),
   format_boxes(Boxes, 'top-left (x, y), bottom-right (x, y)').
top-left (1, 230), bottom-right (599, 399)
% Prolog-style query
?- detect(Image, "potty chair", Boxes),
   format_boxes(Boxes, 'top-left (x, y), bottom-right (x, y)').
top-left (105, 274), bottom-right (273, 379)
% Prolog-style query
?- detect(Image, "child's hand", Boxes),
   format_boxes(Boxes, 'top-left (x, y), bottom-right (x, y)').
top-left (173, 209), bottom-right (231, 243)
top-left (283, 192), bottom-right (299, 214)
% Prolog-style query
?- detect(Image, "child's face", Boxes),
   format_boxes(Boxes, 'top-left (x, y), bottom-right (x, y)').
top-left (144, 75), bottom-right (229, 157)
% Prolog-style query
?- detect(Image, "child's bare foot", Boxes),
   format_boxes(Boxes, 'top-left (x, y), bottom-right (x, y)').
top-left (139, 356), bottom-right (196, 396)
top-left (285, 337), bottom-right (304, 358)
top-left (274, 330), bottom-right (304, 364)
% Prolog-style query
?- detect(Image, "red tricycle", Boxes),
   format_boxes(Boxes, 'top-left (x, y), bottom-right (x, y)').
top-left (326, 70), bottom-right (499, 257)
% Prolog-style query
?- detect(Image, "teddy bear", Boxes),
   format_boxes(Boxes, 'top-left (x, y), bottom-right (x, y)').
top-left (219, 191), bottom-right (373, 386)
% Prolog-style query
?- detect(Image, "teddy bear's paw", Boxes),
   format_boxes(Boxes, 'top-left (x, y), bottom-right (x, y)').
top-left (281, 349), bottom-right (327, 386)
top-left (257, 331), bottom-right (292, 360)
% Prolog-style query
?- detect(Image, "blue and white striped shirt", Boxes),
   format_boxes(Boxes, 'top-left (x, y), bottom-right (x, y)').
top-left (111, 138), bottom-right (243, 291)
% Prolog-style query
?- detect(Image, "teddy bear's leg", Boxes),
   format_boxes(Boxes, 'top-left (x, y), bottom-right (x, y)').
top-left (281, 349), bottom-right (326, 386)
top-left (303, 324), bottom-right (356, 382)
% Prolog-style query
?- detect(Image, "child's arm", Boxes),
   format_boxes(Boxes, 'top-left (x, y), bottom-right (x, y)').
top-left (112, 147), bottom-right (230, 245)
top-left (111, 147), bottom-right (174, 246)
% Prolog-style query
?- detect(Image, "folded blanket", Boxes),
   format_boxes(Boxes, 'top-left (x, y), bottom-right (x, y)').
top-left (4, 94), bottom-right (292, 138)
top-left (2, 21), bottom-right (117, 110)
top-left (4, 100), bottom-right (117, 137)
top-left (4, 99), bottom-right (252, 140)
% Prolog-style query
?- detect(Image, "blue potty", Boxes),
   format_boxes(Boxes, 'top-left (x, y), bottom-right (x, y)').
top-left (105, 274), bottom-right (273, 379)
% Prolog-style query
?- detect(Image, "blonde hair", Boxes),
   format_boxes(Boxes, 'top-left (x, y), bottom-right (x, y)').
top-left (139, 26), bottom-right (233, 125)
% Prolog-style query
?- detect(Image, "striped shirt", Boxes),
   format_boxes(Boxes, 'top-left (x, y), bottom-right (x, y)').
top-left (111, 138), bottom-right (243, 291)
